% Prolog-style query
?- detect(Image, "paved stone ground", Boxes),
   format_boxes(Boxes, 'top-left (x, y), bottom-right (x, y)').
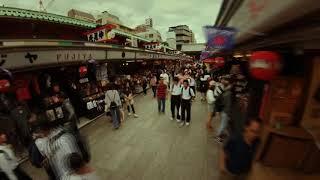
top-left (21, 91), bottom-right (320, 180)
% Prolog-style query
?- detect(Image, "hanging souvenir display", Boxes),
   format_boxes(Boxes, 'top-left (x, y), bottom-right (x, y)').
top-left (249, 51), bottom-right (282, 80)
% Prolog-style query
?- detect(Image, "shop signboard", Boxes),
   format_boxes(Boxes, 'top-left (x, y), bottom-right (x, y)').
top-left (0, 50), bottom-right (106, 69)
top-left (107, 50), bottom-right (135, 59)
top-left (136, 52), bottom-right (151, 60)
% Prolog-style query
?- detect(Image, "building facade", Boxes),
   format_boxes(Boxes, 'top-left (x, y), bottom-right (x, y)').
top-left (145, 18), bottom-right (153, 27)
top-left (96, 11), bottom-right (122, 25)
top-left (168, 25), bottom-right (196, 50)
top-left (135, 18), bottom-right (162, 43)
top-left (67, 9), bottom-right (95, 22)
top-left (166, 31), bottom-right (176, 50)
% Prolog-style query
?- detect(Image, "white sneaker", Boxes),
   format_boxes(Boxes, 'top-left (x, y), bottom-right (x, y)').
top-left (179, 122), bottom-right (185, 127)
top-left (177, 119), bottom-right (181, 123)
top-left (134, 114), bottom-right (138, 118)
top-left (186, 122), bottom-right (190, 126)
top-left (128, 113), bottom-right (131, 116)
top-left (170, 117), bottom-right (174, 121)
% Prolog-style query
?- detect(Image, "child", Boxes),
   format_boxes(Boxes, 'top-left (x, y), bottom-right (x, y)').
top-left (124, 88), bottom-right (138, 118)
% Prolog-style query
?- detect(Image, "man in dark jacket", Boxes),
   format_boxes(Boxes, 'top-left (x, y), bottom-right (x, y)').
top-left (216, 76), bottom-right (233, 142)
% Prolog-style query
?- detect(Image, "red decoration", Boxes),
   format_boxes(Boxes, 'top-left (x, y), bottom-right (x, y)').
top-left (0, 79), bottom-right (10, 93)
top-left (203, 57), bottom-right (225, 68)
top-left (249, 51), bottom-right (281, 80)
top-left (214, 57), bottom-right (225, 68)
top-left (213, 35), bottom-right (226, 46)
top-left (79, 66), bottom-right (88, 76)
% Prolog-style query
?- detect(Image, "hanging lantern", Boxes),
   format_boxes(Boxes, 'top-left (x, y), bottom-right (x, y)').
top-left (79, 66), bottom-right (88, 76)
top-left (202, 58), bottom-right (215, 64)
top-left (214, 57), bottom-right (225, 68)
top-left (249, 51), bottom-right (281, 81)
top-left (0, 79), bottom-right (10, 93)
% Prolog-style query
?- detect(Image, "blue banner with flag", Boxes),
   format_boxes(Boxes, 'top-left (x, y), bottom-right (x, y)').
top-left (203, 26), bottom-right (237, 51)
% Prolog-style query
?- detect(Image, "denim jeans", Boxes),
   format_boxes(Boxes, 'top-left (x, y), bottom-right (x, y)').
top-left (110, 108), bottom-right (120, 128)
top-left (158, 98), bottom-right (166, 112)
top-left (217, 111), bottom-right (230, 136)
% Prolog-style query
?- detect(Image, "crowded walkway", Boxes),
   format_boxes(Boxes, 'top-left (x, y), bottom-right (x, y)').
top-left (21, 91), bottom-right (318, 180)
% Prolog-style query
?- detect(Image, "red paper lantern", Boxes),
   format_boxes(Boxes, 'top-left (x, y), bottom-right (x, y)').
top-left (79, 66), bottom-right (87, 76)
top-left (249, 51), bottom-right (281, 80)
top-left (214, 57), bottom-right (225, 68)
top-left (0, 79), bottom-right (10, 93)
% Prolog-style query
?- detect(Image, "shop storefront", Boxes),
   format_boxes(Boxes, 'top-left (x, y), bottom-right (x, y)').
top-left (215, 0), bottom-right (320, 173)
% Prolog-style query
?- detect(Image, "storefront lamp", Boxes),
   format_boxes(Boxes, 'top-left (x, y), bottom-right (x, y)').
top-left (249, 51), bottom-right (282, 81)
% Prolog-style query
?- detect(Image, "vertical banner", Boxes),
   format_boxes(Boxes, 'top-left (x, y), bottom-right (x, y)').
top-left (203, 26), bottom-right (237, 51)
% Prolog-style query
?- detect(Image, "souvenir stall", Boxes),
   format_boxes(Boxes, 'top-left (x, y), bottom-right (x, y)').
top-left (77, 61), bottom-right (107, 120)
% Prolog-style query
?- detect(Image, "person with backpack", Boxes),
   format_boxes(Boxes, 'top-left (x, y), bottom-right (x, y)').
top-left (105, 83), bottom-right (122, 130)
top-left (0, 132), bottom-right (32, 180)
top-left (170, 77), bottom-right (182, 121)
top-left (179, 80), bottom-right (195, 127)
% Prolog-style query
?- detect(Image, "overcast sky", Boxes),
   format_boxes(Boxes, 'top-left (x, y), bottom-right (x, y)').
top-left (1, 0), bottom-right (222, 43)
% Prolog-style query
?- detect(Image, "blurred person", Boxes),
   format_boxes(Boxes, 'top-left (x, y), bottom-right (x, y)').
top-left (219, 117), bottom-right (262, 180)
top-left (63, 153), bottom-right (99, 180)
top-left (160, 70), bottom-right (169, 87)
top-left (124, 88), bottom-right (138, 118)
top-left (150, 75), bottom-right (157, 98)
top-left (156, 78), bottom-right (167, 114)
top-left (216, 76), bottom-right (233, 142)
top-left (200, 73), bottom-right (210, 101)
top-left (105, 83), bottom-right (122, 129)
top-left (36, 123), bottom-right (80, 180)
top-left (206, 80), bottom-right (225, 131)
top-left (189, 75), bottom-right (196, 97)
top-left (170, 77), bottom-right (182, 121)
top-left (142, 75), bottom-right (148, 95)
top-left (0, 132), bottom-right (32, 180)
top-left (179, 80), bottom-right (195, 127)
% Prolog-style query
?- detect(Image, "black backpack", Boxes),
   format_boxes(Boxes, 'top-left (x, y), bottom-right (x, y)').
top-left (107, 91), bottom-right (118, 109)
top-left (28, 141), bottom-right (45, 168)
top-left (181, 87), bottom-right (193, 97)
top-left (215, 92), bottom-right (224, 112)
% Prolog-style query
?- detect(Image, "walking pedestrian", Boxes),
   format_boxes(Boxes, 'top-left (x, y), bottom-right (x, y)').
top-left (160, 70), bottom-right (169, 87)
top-left (206, 80), bottom-right (224, 131)
top-left (200, 73), bottom-right (210, 101)
top-left (0, 132), bottom-right (32, 180)
top-left (156, 78), bottom-right (167, 114)
top-left (216, 76), bottom-right (233, 142)
top-left (64, 153), bottom-right (100, 180)
top-left (124, 88), bottom-right (138, 118)
top-left (105, 83), bottom-right (122, 129)
top-left (189, 75), bottom-right (196, 97)
top-left (142, 76), bottom-right (148, 95)
top-left (170, 77), bottom-right (182, 121)
top-left (219, 117), bottom-right (262, 180)
top-left (150, 75), bottom-right (157, 98)
top-left (179, 80), bottom-right (195, 127)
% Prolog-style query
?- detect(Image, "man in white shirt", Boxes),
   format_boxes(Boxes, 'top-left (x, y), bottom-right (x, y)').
top-left (0, 133), bottom-right (32, 180)
top-left (160, 70), bottom-right (169, 86)
top-left (180, 80), bottom-right (195, 127)
top-left (170, 77), bottom-right (182, 121)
